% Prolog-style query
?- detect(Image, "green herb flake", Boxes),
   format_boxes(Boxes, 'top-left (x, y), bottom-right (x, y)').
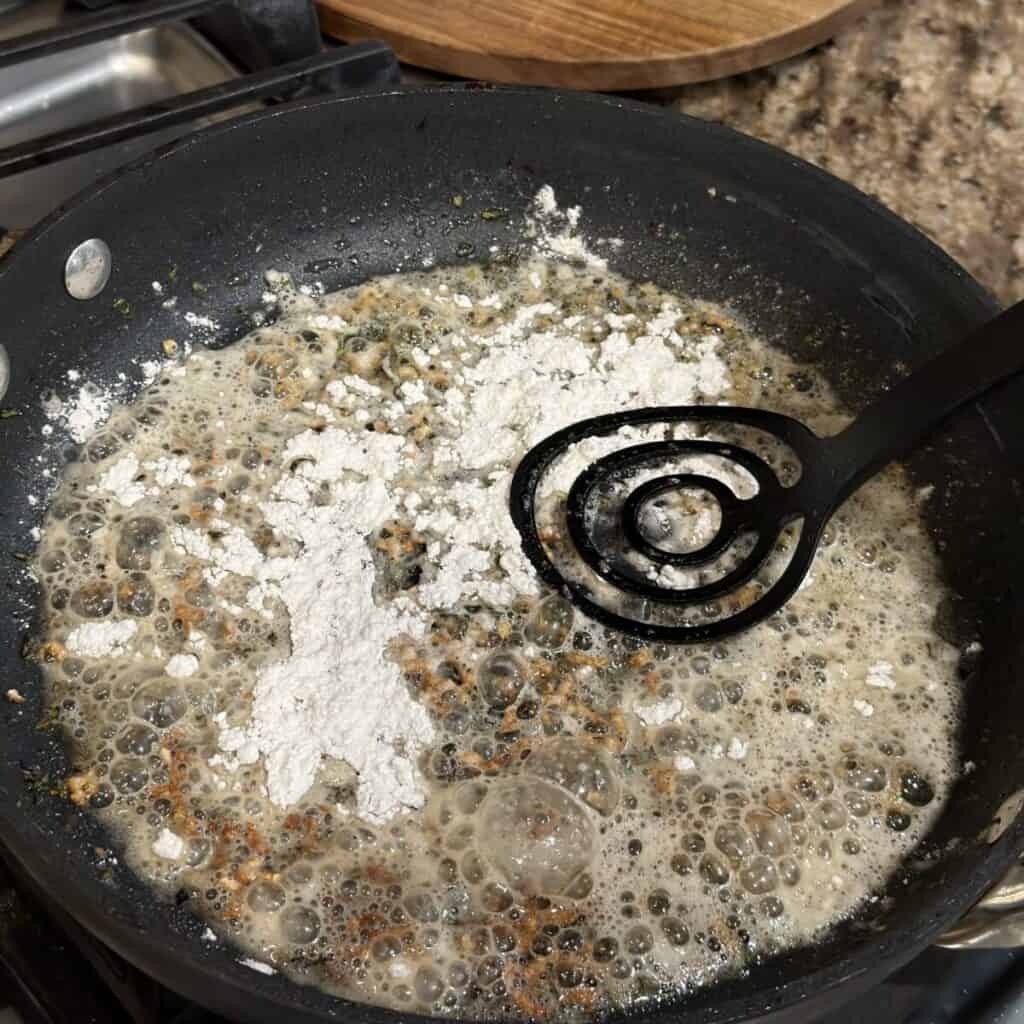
top-left (113, 297), bottom-right (132, 318)
top-left (22, 768), bottom-right (57, 801)
top-left (35, 706), bottom-right (59, 732)
top-left (451, 195), bottom-right (464, 208)
top-left (480, 208), bottom-right (508, 221)
top-left (191, 281), bottom-right (208, 296)
top-left (0, 408), bottom-right (20, 419)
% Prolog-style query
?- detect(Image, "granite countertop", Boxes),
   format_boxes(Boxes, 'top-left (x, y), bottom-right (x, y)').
top-left (3, 0), bottom-right (1020, 307)
top-left (658, 0), bottom-right (1022, 307)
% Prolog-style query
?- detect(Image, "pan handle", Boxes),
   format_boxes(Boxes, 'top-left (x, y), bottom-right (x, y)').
top-left (935, 856), bottom-right (1024, 948)
top-left (0, 40), bottom-right (400, 180)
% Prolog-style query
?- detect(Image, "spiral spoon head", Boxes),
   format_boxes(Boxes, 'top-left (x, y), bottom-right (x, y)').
top-left (509, 406), bottom-right (829, 644)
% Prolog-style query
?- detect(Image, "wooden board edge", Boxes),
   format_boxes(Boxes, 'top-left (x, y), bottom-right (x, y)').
top-left (317, 0), bottom-right (880, 91)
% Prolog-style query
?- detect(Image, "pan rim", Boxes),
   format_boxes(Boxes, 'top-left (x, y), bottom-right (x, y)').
top-left (0, 83), bottom-right (1001, 318)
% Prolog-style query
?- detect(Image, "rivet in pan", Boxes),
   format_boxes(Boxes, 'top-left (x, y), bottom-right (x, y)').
top-left (65, 238), bottom-right (112, 301)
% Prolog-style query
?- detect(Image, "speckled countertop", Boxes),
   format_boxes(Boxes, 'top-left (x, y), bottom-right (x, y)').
top-left (657, 0), bottom-right (1022, 306)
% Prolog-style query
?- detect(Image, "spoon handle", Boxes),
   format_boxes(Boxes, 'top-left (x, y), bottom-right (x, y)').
top-left (825, 299), bottom-right (1024, 502)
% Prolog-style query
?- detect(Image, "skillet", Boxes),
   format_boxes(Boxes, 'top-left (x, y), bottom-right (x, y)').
top-left (1, 85), bottom-right (1023, 1023)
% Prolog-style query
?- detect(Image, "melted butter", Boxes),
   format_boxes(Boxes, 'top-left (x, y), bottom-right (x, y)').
top-left (32, 258), bottom-right (963, 1020)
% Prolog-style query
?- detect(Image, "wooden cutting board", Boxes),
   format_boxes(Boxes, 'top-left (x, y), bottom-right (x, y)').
top-left (316, 0), bottom-right (877, 91)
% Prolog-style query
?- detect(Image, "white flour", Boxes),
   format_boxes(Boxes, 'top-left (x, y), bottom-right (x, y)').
top-left (40, 188), bottom-right (733, 825)
top-left (45, 384), bottom-right (112, 443)
top-left (96, 454), bottom-right (146, 507)
top-left (853, 698), bottom-right (875, 717)
top-left (411, 473), bottom-right (539, 610)
top-left (727, 737), bottom-right (748, 760)
top-left (634, 697), bottom-right (685, 726)
top-left (94, 453), bottom-right (197, 507)
top-left (437, 304), bottom-right (727, 479)
top-left (866, 661), bottom-right (896, 689)
top-left (183, 312), bottom-right (219, 331)
top-left (166, 234), bottom-right (733, 820)
top-left (152, 828), bottom-right (185, 860)
top-left (211, 711), bottom-right (260, 771)
top-left (145, 456), bottom-right (195, 488)
top-left (178, 429), bottom-right (436, 820)
top-left (168, 525), bottom-right (213, 561)
top-left (239, 957), bottom-right (276, 975)
top-left (527, 185), bottom-right (607, 268)
top-left (65, 387), bottom-right (111, 442)
top-left (165, 653), bottom-right (199, 679)
top-left (66, 619), bottom-right (137, 658)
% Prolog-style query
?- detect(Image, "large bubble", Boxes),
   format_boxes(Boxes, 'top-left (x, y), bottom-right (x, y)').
top-left (524, 737), bottom-right (621, 816)
top-left (477, 778), bottom-right (595, 896)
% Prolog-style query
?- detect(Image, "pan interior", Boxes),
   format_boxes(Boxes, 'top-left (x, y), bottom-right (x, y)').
top-left (0, 88), bottom-right (1022, 1024)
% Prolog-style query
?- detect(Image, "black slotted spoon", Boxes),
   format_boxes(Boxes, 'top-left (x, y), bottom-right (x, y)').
top-left (509, 300), bottom-right (1024, 644)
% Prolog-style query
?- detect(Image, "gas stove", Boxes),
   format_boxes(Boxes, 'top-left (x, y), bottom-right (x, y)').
top-left (1, 4), bottom-right (1024, 1022)
top-left (0, 0), bottom-right (427, 233)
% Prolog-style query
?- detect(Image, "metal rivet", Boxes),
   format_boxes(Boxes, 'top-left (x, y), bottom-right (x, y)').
top-left (0, 344), bottom-right (8, 405)
top-left (65, 238), bottom-right (112, 300)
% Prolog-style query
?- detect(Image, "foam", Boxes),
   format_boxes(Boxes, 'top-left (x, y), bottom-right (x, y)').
top-left (33, 258), bottom-right (962, 1020)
